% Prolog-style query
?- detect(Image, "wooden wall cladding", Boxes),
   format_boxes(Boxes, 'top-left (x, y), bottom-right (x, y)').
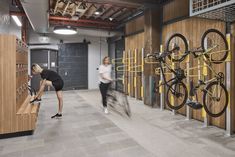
top-left (0, 35), bottom-right (39, 135)
top-left (162, 17), bottom-right (226, 128)
top-left (125, 16), bottom-right (144, 35)
top-left (231, 23), bottom-right (235, 132)
top-left (125, 32), bottom-right (144, 99)
top-left (163, 0), bottom-right (189, 23)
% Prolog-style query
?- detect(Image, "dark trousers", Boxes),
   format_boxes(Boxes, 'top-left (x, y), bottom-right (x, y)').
top-left (99, 82), bottom-right (111, 107)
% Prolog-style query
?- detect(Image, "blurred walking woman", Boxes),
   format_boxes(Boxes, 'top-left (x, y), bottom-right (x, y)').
top-left (99, 56), bottom-right (112, 114)
top-left (31, 64), bottom-right (64, 119)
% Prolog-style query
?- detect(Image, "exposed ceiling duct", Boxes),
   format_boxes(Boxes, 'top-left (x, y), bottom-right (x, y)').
top-left (20, 0), bottom-right (48, 33)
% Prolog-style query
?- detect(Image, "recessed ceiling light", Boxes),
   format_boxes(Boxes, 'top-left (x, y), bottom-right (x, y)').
top-left (11, 15), bottom-right (22, 27)
top-left (94, 7), bottom-right (103, 15)
top-left (53, 26), bottom-right (77, 35)
top-left (109, 17), bottom-right (113, 21)
top-left (95, 12), bottom-right (100, 15)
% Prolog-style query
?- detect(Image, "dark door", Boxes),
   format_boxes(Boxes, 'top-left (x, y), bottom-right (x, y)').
top-left (30, 49), bottom-right (58, 91)
top-left (58, 43), bottom-right (88, 90)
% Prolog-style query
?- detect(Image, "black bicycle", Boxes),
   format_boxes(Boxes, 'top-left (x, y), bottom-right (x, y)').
top-left (146, 47), bottom-right (188, 110)
top-left (106, 81), bottom-right (131, 117)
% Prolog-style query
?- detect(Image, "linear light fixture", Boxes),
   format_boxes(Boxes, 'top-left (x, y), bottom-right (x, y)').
top-left (11, 15), bottom-right (22, 27)
top-left (53, 26), bottom-right (77, 35)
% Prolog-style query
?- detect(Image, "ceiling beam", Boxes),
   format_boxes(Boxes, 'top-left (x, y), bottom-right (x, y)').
top-left (49, 16), bottom-right (117, 26)
top-left (97, 5), bottom-right (112, 19)
top-left (71, 2), bottom-right (82, 16)
top-left (62, 1), bottom-right (71, 16)
top-left (116, 10), bottom-right (133, 21)
top-left (74, 0), bottom-right (140, 9)
top-left (115, 8), bottom-right (128, 19)
top-left (79, 3), bottom-right (92, 18)
top-left (53, 0), bottom-right (60, 14)
top-left (86, 4), bottom-right (102, 19)
top-left (108, 7), bottom-right (124, 19)
top-left (101, 7), bottom-right (119, 20)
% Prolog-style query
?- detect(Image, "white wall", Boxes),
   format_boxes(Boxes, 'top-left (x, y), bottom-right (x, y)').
top-left (28, 29), bottom-right (108, 90)
top-left (88, 39), bottom-right (108, 89)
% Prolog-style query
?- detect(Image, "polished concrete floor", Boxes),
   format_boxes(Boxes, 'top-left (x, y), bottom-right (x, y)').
top-left (0, 90), bottom-right (235, 157)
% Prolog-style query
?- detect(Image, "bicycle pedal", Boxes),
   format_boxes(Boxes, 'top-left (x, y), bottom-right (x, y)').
top-left (186, 100), bottom-right (203, 110)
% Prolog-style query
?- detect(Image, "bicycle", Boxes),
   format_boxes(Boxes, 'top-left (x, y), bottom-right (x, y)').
top-left (165, 30), bottom-right (229, 117)
top-left (106, 81), bottom-right (131, 117)
top-left (166, 29), bottom-right (229, 64)
top-left (145, 46), bottom-right (188, 111)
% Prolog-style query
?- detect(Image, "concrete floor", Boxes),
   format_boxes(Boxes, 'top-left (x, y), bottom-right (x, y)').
top-left (0, 90), bottom-right (235, 157)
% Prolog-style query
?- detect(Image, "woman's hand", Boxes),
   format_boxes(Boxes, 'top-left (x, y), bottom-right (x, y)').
top-left (28, 75), bottom-right (33, 82)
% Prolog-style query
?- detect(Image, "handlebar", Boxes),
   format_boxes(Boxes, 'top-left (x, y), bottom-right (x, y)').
top-left (145, 46), bottom-right (180, 60)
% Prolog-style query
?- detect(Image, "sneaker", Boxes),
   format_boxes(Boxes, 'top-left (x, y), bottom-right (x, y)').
top-left (104, 108), bottom-right (109, 114)
top-left (51, 113), bottom-right (62, 119)
top-left (30, 98), bottom-right (42, 104)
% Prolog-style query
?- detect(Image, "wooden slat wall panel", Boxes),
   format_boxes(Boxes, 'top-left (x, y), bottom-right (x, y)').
top-left (126, 16), bottom-right (144, 35)
top-left (162, 17), bottom-right (226, 128)
top-left (163, 0), bottom-right (189, 23)
top-left (0, 35), bottom-right (16, 133)
top-left (125, 32), bottom-right (144, 98)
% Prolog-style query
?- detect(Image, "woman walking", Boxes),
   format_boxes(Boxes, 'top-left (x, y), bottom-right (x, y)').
top-left (99, 56), bottom-right (112, 114)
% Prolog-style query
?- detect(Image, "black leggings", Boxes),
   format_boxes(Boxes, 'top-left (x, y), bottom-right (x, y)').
top-left (99, 82), bottom-right (111, 107)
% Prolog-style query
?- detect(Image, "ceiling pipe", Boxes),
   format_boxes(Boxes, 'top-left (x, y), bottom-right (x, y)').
top-left (49, 16), bottom-right (117, 26)
top-left (50, 20), bottom-right (114, 30)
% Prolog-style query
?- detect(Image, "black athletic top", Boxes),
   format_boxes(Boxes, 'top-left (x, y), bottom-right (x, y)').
top-left (40, 69), bottom-right (63, 83)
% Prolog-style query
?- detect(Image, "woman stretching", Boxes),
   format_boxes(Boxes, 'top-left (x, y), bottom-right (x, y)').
top-left (31, 64), bottom-right (64, 119)
top-left (99, 56), bottom-right (112, 114)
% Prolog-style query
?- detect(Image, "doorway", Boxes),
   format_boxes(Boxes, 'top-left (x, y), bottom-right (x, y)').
top-left (30, 49), bottom-right (58, 91)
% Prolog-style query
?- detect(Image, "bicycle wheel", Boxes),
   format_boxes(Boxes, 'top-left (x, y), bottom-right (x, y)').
top-left (166, 81), bottom-right (188, 110)
top-left (122, 94), bottom-right (131, 117)
top-left (201, 29), bottom-right (228, 64)
top-left (203, 81), bottom-right (228, 117)
top-left (166, 33), bottom-right (189, 62)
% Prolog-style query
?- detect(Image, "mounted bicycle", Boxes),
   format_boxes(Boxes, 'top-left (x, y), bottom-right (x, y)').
top-left (165, 29), bottom-right (229, 117)
top-left (145, 46), bottom-right (188, 110)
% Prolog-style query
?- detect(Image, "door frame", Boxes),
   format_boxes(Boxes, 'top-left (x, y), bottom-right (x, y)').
top-left (30, 48), bottom-right (59, 91)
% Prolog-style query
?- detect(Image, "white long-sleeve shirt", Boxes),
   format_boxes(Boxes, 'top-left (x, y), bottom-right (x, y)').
top-left (99, 64), bottom-right (112, 84)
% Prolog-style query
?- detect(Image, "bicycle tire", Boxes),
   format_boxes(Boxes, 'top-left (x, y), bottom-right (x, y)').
top-left (122, 94), bottom-right (131, 117)
top-left (201, 29), bottom-right (228, 64)
top-left (166, 33), bottom-right (189, 62)
top-left (166, 81), bottom-right (188, 110)
top-left (203, 81), bottom-right (228, 117)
